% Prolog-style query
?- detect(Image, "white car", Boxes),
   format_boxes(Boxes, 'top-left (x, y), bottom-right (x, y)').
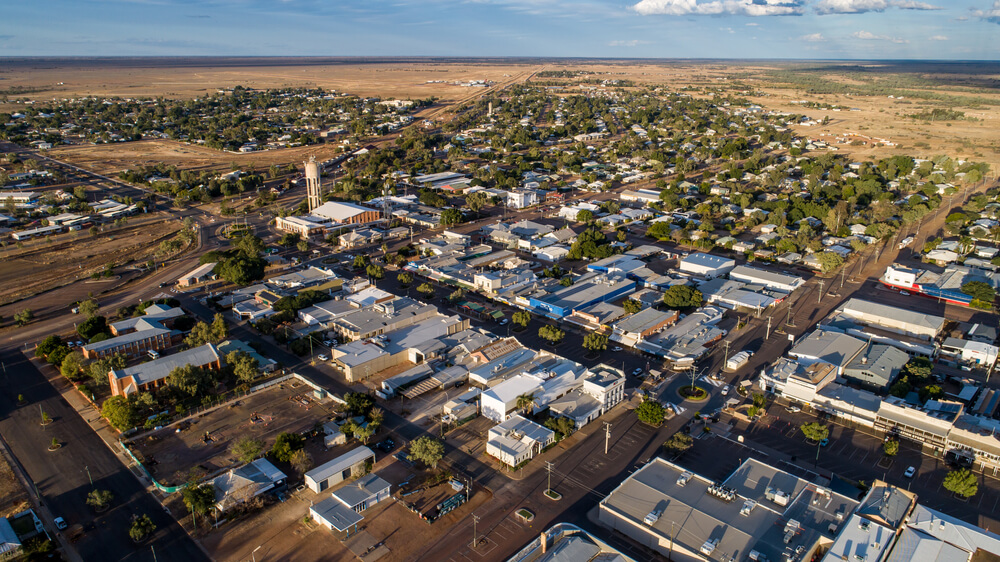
top-left (632, 368), bottom-right (643, 376)
top-left (612, 346), bottom-right (623, 352)
top-left (721, 385), bottom-right (731, 396)
top-left (317, 354), bottom-right (329, 362)
top-left (904, 466), bottom-right (916, 478)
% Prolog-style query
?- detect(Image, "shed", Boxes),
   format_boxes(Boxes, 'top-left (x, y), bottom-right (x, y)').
top-left (304, 446), bottom-right (376, 493)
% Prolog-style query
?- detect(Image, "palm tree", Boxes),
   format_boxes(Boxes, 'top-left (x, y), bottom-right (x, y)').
top-left (515, 393), bottom-right (536, 416)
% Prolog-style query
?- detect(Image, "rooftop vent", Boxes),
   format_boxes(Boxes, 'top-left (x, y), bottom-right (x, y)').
top-left (677, 472), bottom-right (693, 487)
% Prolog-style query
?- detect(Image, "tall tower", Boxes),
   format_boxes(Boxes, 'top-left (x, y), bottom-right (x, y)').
top-left (305, 156), bottom-right (322, 212)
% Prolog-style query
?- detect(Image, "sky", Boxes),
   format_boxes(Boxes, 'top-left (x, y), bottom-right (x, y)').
top-left (2, 0), bottom-right (998, 59)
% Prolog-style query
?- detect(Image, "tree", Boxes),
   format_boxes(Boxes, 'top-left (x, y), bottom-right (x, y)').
top-left (962, 281), bottom-right (995, 303)
top-left (59, 351), bottom-right (84, 379)
top-left (576, 209), bottom-right (593, 223)
top-left (466, 191), bottom-right (489, 217)
top-left (352, 255), bottom-right (368, 269)
top-left (515, 393), bottom-right (536, 415)
top-left (636, 399), bottom-right (665, 426)
top-left (167, 364), bottom-right (214, 399)
top-left (800, 422), bottom-right (829, 443)
top-left (538, 325), bottom-right (565, 345)
top-left (397, 272), bottom-right (413, 286)
top-left (448, 288), bottom-right (465, 302)
top-left (582, 332), bottom-right (608, 353)
top-left (182, 483), bottom-right (216, 516)
top-left (817, 251), bottom-right (844, 273)
top-left (662, 285), bottom-right (702, 309)
top-left (233, 234), bottom-right (265, 257)
top-left (230, 436), bottom-right (265, 464)
top-left (943, 468), bottom-right (978, 498)
top-left (543, 416), bottom-right (576, 439)
top-left (129, 514), bottom-right (156, 542)
top-left (512, 310), bottom-right (530, 328)
top-left (89, 354), bottom-right (126, 387)
top-left (101, 396), bottom-right (137, 431)
top-left (663, 432), bottom-right (694, 455)
top-left (407, 436), bottom-right (444, 468)
top-left (270, 432), bottom-right (305, 462)
top-left (86, 489), bottom-right (114, 511)
top-left (883, 439), bottom-right (899, 457)
top-left (78, 298), bottom-right (100, 318)
top-left (296, 240), bottom-right (309, 253)
top-left (366, 264), bottom-right (385, 281)
top-left (440, 208), bottom-right (464, 227)
top-left (14, 309), bottom-right (33, 326)
top-left (353, 425), bottom-right (374, 444)
top-left (77, 316), bottom-right (108, 340)
top-left (417, 282), bottom-right (435, 298)
top-left (290, 448), bottom-right (313, 474)
top-left (622, 299), bottom-right (642, 314)
top-left (216, 255), bottom-right (266, 285)
top-left (344, 392), bottom-right (375, 417)
top-left (35, 335), bottom-right (64, 359)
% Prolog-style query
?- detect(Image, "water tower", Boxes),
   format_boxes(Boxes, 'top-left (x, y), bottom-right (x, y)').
top-left (305, 156), bottom-right (322, 212)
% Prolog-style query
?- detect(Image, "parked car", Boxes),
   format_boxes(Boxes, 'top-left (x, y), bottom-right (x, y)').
top-left (376, 438), bottom-right (395, 452)
top-left (631, 368), bottom-right (643, 376)
top-left (786, 406), bottom-right (802, 413)
top-left (612, 346), bottom-right (623, 352)
top-left (317, 354), bottom-right (329, 361)
top-left (904, 466), bottom-right (916, 478)
top-left (721, 385), bottom-right (731, 396)
top-left (54, 517), bottom-right (68, 530)
top-left (819, 438), bottom-right (830, 447)
top-left (498, 318), bottom-right (509, 325)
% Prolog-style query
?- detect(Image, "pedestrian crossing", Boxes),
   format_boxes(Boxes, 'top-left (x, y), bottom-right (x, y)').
top-left (665, 402), bottom-right (686, 415)
top-left (700, 375), bottom-right (724, 388)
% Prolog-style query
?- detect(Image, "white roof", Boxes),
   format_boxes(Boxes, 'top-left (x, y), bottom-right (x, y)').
top-left (681, 252), bottom-right (736, 269)
top-left (312, 201), bottom-right (374, 222)
top-left (482, 374), bottom-right (543, 405)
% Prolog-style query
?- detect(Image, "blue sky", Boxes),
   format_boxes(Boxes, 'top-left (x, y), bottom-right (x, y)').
top-left (2, 0), bottom-right (998, 59)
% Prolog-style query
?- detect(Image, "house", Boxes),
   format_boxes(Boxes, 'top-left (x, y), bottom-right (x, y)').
top-left (486, 414), bottom-right (555, 467)
top-left (0, 517), bottom-right (20, 559)
top-left (212, 458), bottom-right (286, 511)
top-left (108, 344), bottom-right (222, 397)
top-left (304, 447), bottom-right (376, 493)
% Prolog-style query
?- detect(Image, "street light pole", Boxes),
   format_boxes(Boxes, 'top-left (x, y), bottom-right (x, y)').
top-left (252, 545), bottom-right (262, 562)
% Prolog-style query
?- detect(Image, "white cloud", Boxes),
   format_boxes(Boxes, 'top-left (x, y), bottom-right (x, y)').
top-left (746, 22), bottom-right (759, 25)
top-left (972, 0), bottom-right (1000, 23)
top-left (851, 30), bottom-right (909, 42)
top-left (632, 0), bottom-right (805, 16)
top-left (814, 0), bottom-right (939, 13)
top-left (799, 32), bottom-right (826, 41)
top-left (928, 34), bottom-right (948, 40)
top-left (721, 26), bottom-right (736, 33)
top-left (608, 39), bottom-right (645, 46)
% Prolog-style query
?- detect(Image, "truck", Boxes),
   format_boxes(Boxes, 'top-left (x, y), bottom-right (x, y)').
top-left (898, 236), bottom-right (914, 250)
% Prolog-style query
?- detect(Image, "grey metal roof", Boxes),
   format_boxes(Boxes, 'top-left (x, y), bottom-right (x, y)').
top-left (311, 496), bottom-right (363, 531)
top-left (789, 330), bottom-right (866, 367)
top-left (841, 298), bottom-right (945, 334)
top-left (112, 344), bottom-right (220, 386)
top-left (305, 447), bottom-right (375, 484)
top-left (331, 474), bottom-right (391, 509)
top-left (84, 327), bottom-right (171, 354)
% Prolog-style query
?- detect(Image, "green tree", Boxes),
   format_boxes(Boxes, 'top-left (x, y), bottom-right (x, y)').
top-left (77, 316), bottom-right (109, 340)
top-left (883, 439), bottom-right (899, 457)
top-left (229, 436), bottom-right (265, 464)
top-left (800, 422), bottom-right (829, 443)
top-left (466, 191), bottom-right (489, 217)
top-left (515, 393), bottom-right (536, 415)
top-left (35, 335), bottom-right (64, 359)
top-left (296, 240), bottom-right (309, 253)
top-left (129, 514), bottom-right (156, 542)
top-left (233, 234), bottom-right (265, 257)
top-left (576, 209), bottom-right (593, 223)
top-left (59, 351), bottom-right (84, 379)
top-left (86, 489), bottom-right (114, 511)
top-left (101, 396), bottom-right (137, 431)
top-left (167, 364), bottom-right (214, 399)
top-left (14, 309), bottom-right (33, 326)
top-left (407, 436), bottom-right (444, 468)
top-left (270, 432), bottom-right (305, 462)
top-left (663, 432), bottom-right (694, 455)
top-left (182, 483), bottom-right (216, 516)
top-left (440, 208), bottom-right (464, 226)
top-left (538, 325), bottom-right (565, 345)
top-left (512, 310), bottom-right (530, 328)
top-left (89, 354), bottom-right (126, 387)
top-left (366, 264), bottom-right (385, 281)
top-left (228, 352), bottom-right (260, 384)
top-left (636, 399), bottom-right (665, 426)
top-left (78, 298), bottom-right (100, 318)
top-left (817, 251), bottom-right (844, 273)
top-left (582, 332), bottom-right (609, 353)
top-left (943, 468), bottom-right (978, 498)
top-left (448, 288), bottom-right (465, 302)
top-left (216, 255), bottom-right (266, 285)
top-left (543, 416), bottom-right (576, 439)
top-left (662, 285), bottom-right (703, 309)
top-left (622, 299), bottom-right (642, 314)
top-left (397, 272), bottom-right (413, 286)
top-left (417, 282), bottom-right (435, 298)
top-left (962, 281), bottom-right (995, 303)
top-left (352, 255), bottom-right (368, 269)
top-left (344, 392), bottom-right (375, 417)
top-left (353, 424), bottom-right (374, 444)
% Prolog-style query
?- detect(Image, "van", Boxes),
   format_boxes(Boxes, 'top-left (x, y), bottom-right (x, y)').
top-left (147, 350), bottom-right (160, 360)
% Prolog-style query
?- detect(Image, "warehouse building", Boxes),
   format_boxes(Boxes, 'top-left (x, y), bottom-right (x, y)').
top-left (177, 262), bottom-right (218, 287)
top-left (838, 298), bottom-right (945, 342)
top-left (275, 201), bottom-right (382, 239)
top-left (842, 344), bottom-right (910, 391)
top-left (728, 265), bottom-right (804, 294)
top-left (678, 253), bottom-right (736, 279)
top-left (788, 330), bottom-right (866, 376)
top-left (528, 272), bottom-right (636, 319)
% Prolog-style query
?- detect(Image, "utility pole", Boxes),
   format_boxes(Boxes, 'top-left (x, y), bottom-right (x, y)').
top-left (151, 546), bottom-right (157, 562)
top-left (604, 422), bottom-right (612, 455)
top-left (84, 466), bottom-right (93, 487)
top-left (817, 281), bottom-right (824, 304)
top-left (840, 267), bottom-right (846, 289)
top-left (546, 461), bottom-right (553, 493)
top-left (472, 514), bottom-right (480, 548)
top-left (766, 316), bottom-right (772, 340)
top-left (723, 340), bottom-right (730, 369)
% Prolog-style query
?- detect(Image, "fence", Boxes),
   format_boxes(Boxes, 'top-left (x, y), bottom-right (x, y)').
top-left (120, 441), bottom-right (185, 494)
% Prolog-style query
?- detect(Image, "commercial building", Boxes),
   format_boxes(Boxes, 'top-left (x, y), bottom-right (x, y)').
top-left (638, 306), bottom-right (726, 365)
top-left (838, 298), bottom-right (945, 342)
top-left (177, 263), bottom-right (218, 287)
top-left (304, 447), bottom-right (376, 493)
top-left (940, 338), bottom-right (999, 367)
top-left (109, 304), bottom-right (184, 336)
top-left (275, 201), bottom-right (382, 239)
top-left (612, 308), bottom-right (679, 346)
top-left (787, 330), bottom-right (866, 376)
top-left (329, 298), bottom-right (438, 341)
top-left (527, 272), bottom-right (636, 319)
top-left (728, 265), bottom-right (804, 293)
top-left (842, 344), bottom-right (910, 391)
top-left (109, 343), bottom-right (222, 396)
top-left (880, 264), bottom-right (1000, 308)
top-left (599, 458), bottom-right (858, 562)
top-left (678, 253), bottom-right (736, 279)
top-left (507, 522), bottom-right (636, 562)
top-left (486, 415), bottom-right (555, 467)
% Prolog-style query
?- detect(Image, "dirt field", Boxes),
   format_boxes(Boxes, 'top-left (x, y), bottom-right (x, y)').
top-left (129, 381), bottom-right (338, 487)
top-left (0, 449), bottom-right (30, 519)
top-left (0, 215), bottom-right (183, 305)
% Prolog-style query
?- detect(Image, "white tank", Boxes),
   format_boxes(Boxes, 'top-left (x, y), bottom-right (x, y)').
top-left (304, 157), bottom-right (319, 180)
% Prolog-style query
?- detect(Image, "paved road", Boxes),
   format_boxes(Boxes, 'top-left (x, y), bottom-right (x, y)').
top-left (0, 348), bottom-right (209, 562)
